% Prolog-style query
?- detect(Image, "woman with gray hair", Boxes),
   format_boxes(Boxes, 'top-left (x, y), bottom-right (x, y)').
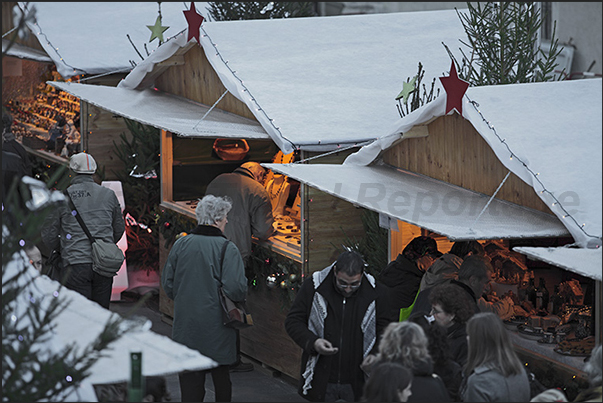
top-left (161, 194), bottom-right (248, 402)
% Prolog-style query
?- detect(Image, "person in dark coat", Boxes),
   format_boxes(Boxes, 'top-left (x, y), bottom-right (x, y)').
top-left (46, 116), bottom-right (66, 153)
top-left (285, 250), bottom-right (391, 402)
top-left (378, 236), bottom-right (440, 322)
top-left (361, 361), bottom-right (413, 402)
top-left (409, 313), bottom-right (463, 402)
top-left (363, 321), bottom-right (451, 402)
top-left (161, 194), bottom-right (248, 402)
top-left (2, 109), bottom-right (32, 200)
top-left (428, 282), bottom-right (476, 368)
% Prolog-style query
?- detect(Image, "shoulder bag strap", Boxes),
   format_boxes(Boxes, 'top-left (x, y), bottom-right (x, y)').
top-left (64, 190), bottom-right (95, 243)
top-left (217, 239), bottom-right (229, 285)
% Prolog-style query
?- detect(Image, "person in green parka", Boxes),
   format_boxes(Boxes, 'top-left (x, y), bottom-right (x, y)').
top-left (161, 194), bottom-right (248, 402)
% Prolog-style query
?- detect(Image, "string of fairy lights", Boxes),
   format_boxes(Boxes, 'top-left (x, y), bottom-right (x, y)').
top-left (198, 26), bottom-right (299, 152)
top-left (466, 97), bottom-right (600, 248)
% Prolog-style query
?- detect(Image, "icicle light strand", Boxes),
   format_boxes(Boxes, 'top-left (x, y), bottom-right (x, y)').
top-left (468, 99), bottom-right (598, 242)
top-left (199, 26), bottom-right (298, 151)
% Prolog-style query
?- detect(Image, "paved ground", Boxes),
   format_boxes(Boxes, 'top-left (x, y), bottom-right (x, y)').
top-left (109, 291), bottom-right (307, 402)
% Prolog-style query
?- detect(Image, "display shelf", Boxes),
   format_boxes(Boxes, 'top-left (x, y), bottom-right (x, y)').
top-left (509, 327), bottom-right (588, 375)
top-left (165, 200), bottom-right (302, 263)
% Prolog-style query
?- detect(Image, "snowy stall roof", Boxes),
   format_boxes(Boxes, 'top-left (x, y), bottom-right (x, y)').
top-left (19, 2), bottom-right (209, 79)
top-left (50, 81), bottom-right (270, 140)
top-left (56, 8), bottom-right (468, 153)
top-left (5, 248), bottom-right (215, 401)
top-left (264, 162), bottom-right (570, 241)
top-left (2, 39), bottom-right (53, 63)
top-left (512, 246), bottom-right (602, 282)
top-left (268, 79), bottom-right (602, 280)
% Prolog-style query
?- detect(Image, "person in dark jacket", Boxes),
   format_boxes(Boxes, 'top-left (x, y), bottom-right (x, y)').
top-left (41, 152), bottom-right (125, 308)
top-left (409, 313), bottom-right (463, 401)
top-left (46, 116), bottom-right (66, 153)
top-left (285, 250), bottom-right (391, 402)
top-left (378, 236), bottom-right (440, 322)
top-left (428, 282), bottom-right (476, 368)
top-left (363, 321), bottom-right (451, 402)
top-left (2, 109), bottom-right (32, 200)
top-left (161, 194), bottom-right (248, 402)
top-left (361, 361), bottom-right (413, 402)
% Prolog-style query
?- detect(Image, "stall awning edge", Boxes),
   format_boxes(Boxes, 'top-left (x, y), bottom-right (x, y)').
top-left (264, 163), bottom-right (570, 241)
top-left (513, 246), bottom-right (602, 281)
top-left (48, 81), bottom-right (270, 140)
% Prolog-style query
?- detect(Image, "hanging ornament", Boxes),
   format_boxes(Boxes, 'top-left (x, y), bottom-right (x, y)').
top-left (183, 2), bottom-right (204, 43)
top-left (280, 280), bottom-right (288, 289)
top-left (395, 76), bottom-right (417, 104)
top-left (266, 275), bottom-right (278, 289)
top-left (439, 61), bottom-right (469, 115)
top-left (289, 273), bottom-right (298, 283)
top-left (147, 15), bottom-right (169, 44)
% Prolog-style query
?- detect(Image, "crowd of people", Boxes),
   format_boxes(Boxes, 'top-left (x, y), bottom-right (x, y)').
top-left (5, 105), bottom-right (600, 402)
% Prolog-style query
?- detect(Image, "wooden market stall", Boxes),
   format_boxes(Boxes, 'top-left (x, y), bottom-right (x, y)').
top-left (2, 2), bottom-right (194, 179)
top-left (268, 77), bottom-right (602, 396)
top-left (48, 8), bottom-right (472, 379)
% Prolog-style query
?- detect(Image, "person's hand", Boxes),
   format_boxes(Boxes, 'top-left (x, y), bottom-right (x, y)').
top-left (360, 354), bottom-right (378, 374)
top-left (314, 338), bottom-right (338, 355)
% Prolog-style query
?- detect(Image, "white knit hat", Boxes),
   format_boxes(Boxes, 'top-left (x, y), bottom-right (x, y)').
top-left (70, 152), bottom-right (97, 174)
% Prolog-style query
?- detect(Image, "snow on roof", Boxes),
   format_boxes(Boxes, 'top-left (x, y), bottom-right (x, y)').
top-left (2, 39), bottom-right (53, 63)
top-left (20, 2), bottom-right (210, 79)
top-left (346, 78), bottom-right (602, 250)
top-left (4, 247), bottom-right (215, 400)
top-left (119, 9), bottom-right (469, 153)
top-left (50, 81), bottom-right (270, 139)
top-left (513, 246), bottom-right (602, 281)
top-left (264, 162), bottom-right (570, 241)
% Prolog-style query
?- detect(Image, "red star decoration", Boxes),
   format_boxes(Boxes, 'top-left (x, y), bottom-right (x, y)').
top-left (439, 61), bottom-right (470, 115)
top-left (183, 2), bottom-right (204, 43)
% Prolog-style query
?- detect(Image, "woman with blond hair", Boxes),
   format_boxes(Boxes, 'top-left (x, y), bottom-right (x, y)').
top-left (363, 321), bottom-right (451, 402)
top-left (461, 312), bottom-right (530, 402)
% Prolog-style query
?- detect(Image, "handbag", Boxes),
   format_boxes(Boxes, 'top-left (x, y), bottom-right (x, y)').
top-left (65, 191), bottom-right (125, 277)
top-left (216, 240), bottom-right (253, 329)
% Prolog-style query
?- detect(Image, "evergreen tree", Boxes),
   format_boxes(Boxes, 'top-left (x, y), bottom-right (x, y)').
top-left (112, 119), bottom-right (160, 273)
top-left (445, 2), bottom-right (565, 86)
top-left (206, 2), bottom-right (316, 21)
top-left (2, 175), bottom-right (126, 402)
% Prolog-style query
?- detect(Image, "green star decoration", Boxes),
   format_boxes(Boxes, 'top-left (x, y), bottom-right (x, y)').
top-left (147, 15), bottom-right (169, 44)
top-left (395, 76), bottom-right (417, 103)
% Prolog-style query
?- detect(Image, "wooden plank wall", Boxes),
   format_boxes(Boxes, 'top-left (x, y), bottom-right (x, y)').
top-left (383, 114), bottom-right (552, 215)
top-left (155, 45), bottom-right (256, 120)
top-left (82, 102), bottom-right (130, 181)
top-left (306, 150), bottom-right (367, 274)
top-left (81, 75), bottom-right (130, 181)
top-left (240, 281), bottom-right (302, 379)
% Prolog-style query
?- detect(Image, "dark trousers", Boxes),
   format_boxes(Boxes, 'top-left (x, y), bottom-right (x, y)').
top-left (179, 365), bottom-right (232, 402)
top-left (64, 263), bottom-right (113, 309)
